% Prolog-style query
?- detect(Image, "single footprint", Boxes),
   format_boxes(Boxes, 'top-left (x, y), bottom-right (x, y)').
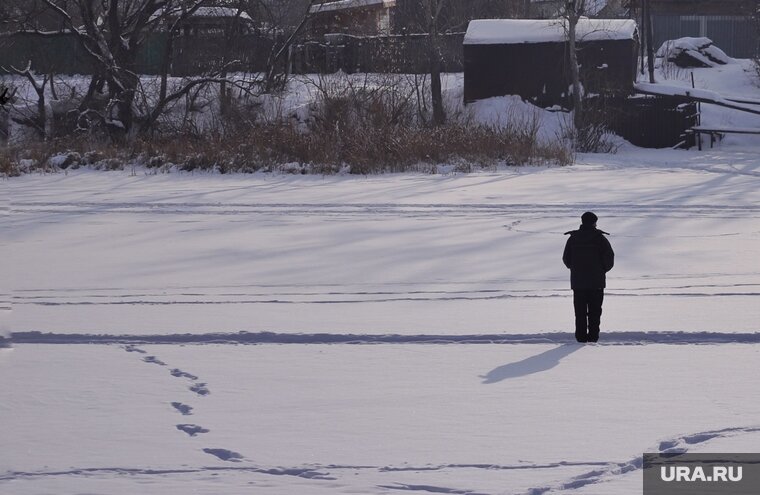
top-left (143, 356), bottom-right (167, 366)
top-left (171, 402), bottom-right (193, 416)
top-left (171, 369), bottom-right (199, 380)
top-left (190, 383), bottom-right (210, 396)
top-left (203, 448), bottom-right (243, 462)
top-left (176, 424), bottom-right (209, 437)
top-left (123, 345), bottom-right (147, 354)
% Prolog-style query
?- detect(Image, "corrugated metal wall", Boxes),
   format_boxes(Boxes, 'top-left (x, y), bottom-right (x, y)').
top-left (651, 15), bottom-right (758, 58)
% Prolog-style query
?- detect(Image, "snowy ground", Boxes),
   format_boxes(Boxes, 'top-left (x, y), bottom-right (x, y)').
top-left (7, 148), bottom-right (760, 337)
top-left (3, 58), bottom-right (760, 494)
top-left (3, 344), bottom-right (760, 495)
top-left (4, 145), bottom-right (760, 494)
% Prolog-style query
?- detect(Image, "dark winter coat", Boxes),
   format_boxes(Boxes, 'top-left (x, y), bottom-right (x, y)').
top-left (563, 225), bottom-right (615, 290)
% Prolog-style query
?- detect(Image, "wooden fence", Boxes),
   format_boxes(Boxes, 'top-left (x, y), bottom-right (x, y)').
top-left (600, 95), bottom-right (698, 148)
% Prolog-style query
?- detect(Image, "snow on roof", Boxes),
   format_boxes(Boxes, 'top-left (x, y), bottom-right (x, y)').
top-left (191, 7), bottom-right (252, 20)
top-left (310, 0), bottom-right (396, 14)
top-left (655, 37), bottom-right (716, 57)
top-left (463, 19), bottom-right (638, 45)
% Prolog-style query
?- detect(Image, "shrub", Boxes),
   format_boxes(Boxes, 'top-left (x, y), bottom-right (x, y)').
top-left (561, 98), bottom-right (622, 154)
top-left (0, 151), bottom-right (19, 177)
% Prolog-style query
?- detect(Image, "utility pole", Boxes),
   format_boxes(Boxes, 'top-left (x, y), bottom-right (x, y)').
top-left (644, 0), bottom-right (655, 83)
top-left (638, 0), bottom-right (645, 74)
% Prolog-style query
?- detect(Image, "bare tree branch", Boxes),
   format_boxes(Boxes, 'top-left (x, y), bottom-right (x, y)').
top-left (1, 62), bottom-right (49, 138)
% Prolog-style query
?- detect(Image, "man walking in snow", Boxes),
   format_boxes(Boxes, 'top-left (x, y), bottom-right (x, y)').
top-left (563, 212), bottom-right (615, 343)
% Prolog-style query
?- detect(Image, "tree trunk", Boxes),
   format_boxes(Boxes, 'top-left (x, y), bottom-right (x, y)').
top-left (428, 20), bottom-right (445, 126)
top-left (568, 13), bottom-right (583, 130)
top-left (160, 31), bottom-right (176, 110)
top-left (36, 80), bottom-right (46, 139)
top-left (108, 67), bottom-right (139, 140)
top-left (264, 1), bottom-right (316, 93)
top-left (639, 4), bottom-right (646, 74)
top-left (429, 59), bottom-right (445, 125)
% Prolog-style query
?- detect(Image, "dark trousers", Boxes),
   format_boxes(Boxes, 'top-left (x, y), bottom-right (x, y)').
top-left (573, 289), bottom-right (604, 342)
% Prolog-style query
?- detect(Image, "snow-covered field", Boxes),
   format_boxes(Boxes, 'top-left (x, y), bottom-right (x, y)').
top-left (3, 58), bottom-right (760, 494)
top-left (4, 147), bottom-right (760, 494)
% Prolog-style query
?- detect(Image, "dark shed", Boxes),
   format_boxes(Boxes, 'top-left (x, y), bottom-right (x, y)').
top-left (463, 19), bottom-right (639, 107)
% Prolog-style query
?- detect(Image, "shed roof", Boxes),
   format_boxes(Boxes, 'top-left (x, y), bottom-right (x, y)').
top-left (463, 19), bottom-right (638, 45)
top-left (150, 6), bottom-right (253, 22)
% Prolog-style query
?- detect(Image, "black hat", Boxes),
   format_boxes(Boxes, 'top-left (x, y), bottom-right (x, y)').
top-left (581, 211), bottom-right (598, 225)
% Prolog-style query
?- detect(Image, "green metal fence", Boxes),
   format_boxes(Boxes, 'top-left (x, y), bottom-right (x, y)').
top-left (0, 32), bottom-right (268, 76)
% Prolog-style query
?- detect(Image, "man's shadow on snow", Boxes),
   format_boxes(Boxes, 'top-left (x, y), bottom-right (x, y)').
top-left (480, 344), bottom-right (582, 384)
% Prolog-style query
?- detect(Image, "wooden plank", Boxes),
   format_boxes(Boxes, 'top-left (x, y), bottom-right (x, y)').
top-left (635, 83), bottom-right (760, 116)
top-left (689, 126), bottom-right (760, 134)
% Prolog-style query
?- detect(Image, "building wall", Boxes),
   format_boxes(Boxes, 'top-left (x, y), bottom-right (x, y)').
top-left (463, 38), bottom-right (638, 105)
top-left (630, 0), bottom-right (756, 16)
top-left (528, 0), bottom-right (628, 19)
top-left (310, 7), bottom-right (391, 36)
top-left (392, 0), bottom-right (526, 34)
top-left (630, 1), bottom-right (758, 57)
top-left (651, 14), bottom-right (757, 57)
top-left (292, 32), bottom-right (465, 74)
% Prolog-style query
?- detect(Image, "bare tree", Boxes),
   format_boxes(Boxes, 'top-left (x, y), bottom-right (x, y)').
top-left (1, 0), bottom-right (68, 32)
top-left (754, 1), bottom-right (760, 83)
top-left (0, 62), bottom-right (49, 139)
top-left (2, 0), bottom-right (320, 141)
top-left (561, 0), bottom-right (588, 130)
top-left (423, 0), bottom-right (447, 125)
top-left (643, 0), bottom-right (655, 83)
top-left (395, 0), bottom-right (463, 125)
top-left (261, 0), bottom-right (318, 93)
top-left (394, 0), bottom-right (523, 126)
top-left (30, 0), bottom-right (212, 138)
